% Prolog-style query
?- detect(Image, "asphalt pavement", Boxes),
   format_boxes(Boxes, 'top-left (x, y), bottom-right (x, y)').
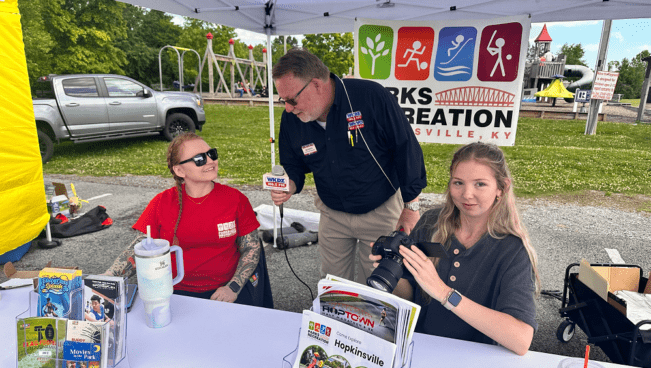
top-left (2, 174), bottom-right (651, 364)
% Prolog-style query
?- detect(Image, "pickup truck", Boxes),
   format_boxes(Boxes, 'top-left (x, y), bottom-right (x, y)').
top-left (33, 74), bottom-right (206, 163)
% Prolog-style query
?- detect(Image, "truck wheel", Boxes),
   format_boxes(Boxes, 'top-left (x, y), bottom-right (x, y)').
top-left (38, 129), bottom-right (54, 164)
top-left (164, 113), bottom-right (196, 141)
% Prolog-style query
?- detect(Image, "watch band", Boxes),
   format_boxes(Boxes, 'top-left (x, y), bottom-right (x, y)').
top-left (228, 281), bottom-right (241, 294)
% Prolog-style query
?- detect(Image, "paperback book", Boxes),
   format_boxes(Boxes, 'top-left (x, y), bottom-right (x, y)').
top-left (83, 275), bottom-right (126, 365)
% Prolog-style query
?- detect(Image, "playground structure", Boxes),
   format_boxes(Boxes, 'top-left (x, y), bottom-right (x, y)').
top-left (523, 24), bottom-right (595, 101)
top-left (199, 34), bottom-right (268, 99)
top-left (158, 34), bottom-right (268, 100)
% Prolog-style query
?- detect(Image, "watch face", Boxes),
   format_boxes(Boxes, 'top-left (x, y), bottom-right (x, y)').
top-left (228, 282), bottom-right (241, 293)
top-left (448, 291), bottom-right (462, 307)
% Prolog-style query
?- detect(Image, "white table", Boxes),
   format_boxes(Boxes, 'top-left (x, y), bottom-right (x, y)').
top-left (0, 287), bottom-right (635, 368)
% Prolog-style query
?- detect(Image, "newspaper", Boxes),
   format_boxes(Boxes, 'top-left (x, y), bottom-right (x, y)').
top-left (312, 275), bottom-right (420, 367)
top-left (293, 310), bottom-right (397, 368)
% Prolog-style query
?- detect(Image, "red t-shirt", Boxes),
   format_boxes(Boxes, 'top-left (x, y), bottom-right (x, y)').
top-left (133, 183), bottom-right (260, 293)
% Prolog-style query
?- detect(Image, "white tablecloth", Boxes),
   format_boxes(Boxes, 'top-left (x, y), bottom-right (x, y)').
top-left (0, 287), bottom-right (634, 368)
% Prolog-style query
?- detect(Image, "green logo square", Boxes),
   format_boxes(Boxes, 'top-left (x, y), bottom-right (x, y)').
top-left (358, 25), bottom-right (394, 79)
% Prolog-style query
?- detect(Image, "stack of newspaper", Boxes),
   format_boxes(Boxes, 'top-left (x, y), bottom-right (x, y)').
top-left (292, 275), bottom-right (420, 368)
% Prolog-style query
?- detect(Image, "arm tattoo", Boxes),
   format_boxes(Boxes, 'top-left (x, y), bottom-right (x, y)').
top-left (229, 231), bottom-right (261, 291)
top-left (105, 234), bottom-right (146, 278)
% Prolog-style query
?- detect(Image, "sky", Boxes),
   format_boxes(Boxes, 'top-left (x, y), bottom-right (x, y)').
top-left (176, 16), bottom-right (651, 68)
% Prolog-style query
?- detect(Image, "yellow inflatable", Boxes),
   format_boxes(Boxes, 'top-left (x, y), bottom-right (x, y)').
top-left (0, 0), bottom-right (48, 257)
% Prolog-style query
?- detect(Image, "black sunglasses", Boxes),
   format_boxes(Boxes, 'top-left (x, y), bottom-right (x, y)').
top-left (279, 79), bottom-right (311, 106)
top-left (178, 148), bottom-right (218, 166)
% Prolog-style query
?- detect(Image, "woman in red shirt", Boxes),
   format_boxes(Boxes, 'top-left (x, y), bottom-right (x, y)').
top-left (105, 133), bottom-right (261, 303)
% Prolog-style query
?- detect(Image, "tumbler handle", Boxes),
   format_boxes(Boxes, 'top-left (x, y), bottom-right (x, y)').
top-left (170, 245), bottom-right (184, 285)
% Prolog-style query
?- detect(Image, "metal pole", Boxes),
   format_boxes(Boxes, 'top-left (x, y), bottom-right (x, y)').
top-left (585, 19), bottom-right (612, 135)
top-left (636, 56), bottom-right (651, 123)
top-left (267, 32), bottom-right (279, 248)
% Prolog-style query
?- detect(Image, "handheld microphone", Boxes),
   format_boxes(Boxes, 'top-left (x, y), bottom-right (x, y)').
top-left (263, 165), bottom-right (290, 218)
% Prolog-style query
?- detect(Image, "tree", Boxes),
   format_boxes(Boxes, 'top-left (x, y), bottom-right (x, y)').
top-left (42, 0), bottom-right (128, 74)
top-left (612, 50), bottom-right (651, 99)
top-left (18, 0), bottom-right (55, 87)
top-left (558, 43), bottom-right (588, 67)
top-left (271, 36), bottom-right (300, 65)
top-left (301, 33), bottom-right (354, 77)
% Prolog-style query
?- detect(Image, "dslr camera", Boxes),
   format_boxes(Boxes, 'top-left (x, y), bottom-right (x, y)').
top-left (367, 230), bottom-right (446, 293)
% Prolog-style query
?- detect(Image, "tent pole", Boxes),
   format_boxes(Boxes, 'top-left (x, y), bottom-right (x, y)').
top-left (585, 19), bottom-right (612, 135)
top-left (267, 31), bottom-right (280, 248)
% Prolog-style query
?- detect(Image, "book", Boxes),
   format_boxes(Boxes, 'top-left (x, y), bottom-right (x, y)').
top-left (292, 310), bottom-right (396, 368)
top-left (38, 268), bottom-right (83, 320)
top-left (62, 341), bottom-right (101, 367)
top-left (66, 320), bottom-right (110, 368)
top-left (16, 317), bottom-right (67, 368)
top-left (83, 275), bottom-right (126, 366)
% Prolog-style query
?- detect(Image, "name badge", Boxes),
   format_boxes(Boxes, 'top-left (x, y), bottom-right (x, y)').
top-left (302, 143), bottom-right (317, 156)
top-left (346, 111), bottom-right (364, 130)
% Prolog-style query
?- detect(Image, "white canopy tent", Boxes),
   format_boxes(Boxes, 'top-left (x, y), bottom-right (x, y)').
top-left (116, 0), bottom-right (651, 243)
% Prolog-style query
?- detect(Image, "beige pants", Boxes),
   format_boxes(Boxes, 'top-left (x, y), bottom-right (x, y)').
top-left (315, 190), bottom-right (403, 284)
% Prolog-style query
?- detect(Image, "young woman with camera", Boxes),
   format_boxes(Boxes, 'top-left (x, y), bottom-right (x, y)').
top-left (370, 141), bottom-right (540, 355)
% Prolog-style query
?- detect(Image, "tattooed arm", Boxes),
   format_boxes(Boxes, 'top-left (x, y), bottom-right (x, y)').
top-left (104, 234), bottom-right (146, 278)
top-left (210, 231), bottom-right (261, 302)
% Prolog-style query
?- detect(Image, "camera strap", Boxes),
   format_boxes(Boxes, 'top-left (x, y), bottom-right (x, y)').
top-left (418, 241), bottom-right (449, 259)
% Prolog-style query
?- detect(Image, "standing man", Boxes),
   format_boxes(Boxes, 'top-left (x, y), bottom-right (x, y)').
top-left (270, 48), bottom-right (426, 284)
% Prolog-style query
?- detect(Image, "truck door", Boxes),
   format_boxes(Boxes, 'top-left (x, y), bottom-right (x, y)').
top-left (102, 77), bottom-right (158, 131)
top-left (56, 77), bottom-right (110, 136)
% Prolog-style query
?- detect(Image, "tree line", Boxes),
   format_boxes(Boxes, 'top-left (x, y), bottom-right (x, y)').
top-left (18, 0), bottom-right (354, 93)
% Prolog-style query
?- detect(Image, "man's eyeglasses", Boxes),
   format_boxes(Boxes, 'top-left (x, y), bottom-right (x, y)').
top-left (279, 79), bottom-right (311, 106)
top-left (178, 148), bottom-right (218, 167)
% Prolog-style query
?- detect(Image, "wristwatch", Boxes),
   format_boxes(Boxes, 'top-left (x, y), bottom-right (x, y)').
top-left (441, 289), bottom-right (462, 310)
top-left (227, 281), bottom-right (241, 294)
top-left (404, 201), bottom-right (420, 211)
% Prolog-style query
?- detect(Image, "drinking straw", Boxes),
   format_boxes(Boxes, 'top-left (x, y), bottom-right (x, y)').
top-left (147, 225), bottom-right (151, 241)
top-left (583, 345), bottom-right (591, 368)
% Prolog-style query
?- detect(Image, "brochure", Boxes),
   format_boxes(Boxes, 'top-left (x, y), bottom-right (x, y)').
top-left (293, 310), bottom-right (396, 368)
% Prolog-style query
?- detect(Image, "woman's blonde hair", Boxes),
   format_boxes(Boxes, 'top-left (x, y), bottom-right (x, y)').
top-left (166, 132), bottom-right (204, 245)
top-left (430, 142), bottom-right (541, 294)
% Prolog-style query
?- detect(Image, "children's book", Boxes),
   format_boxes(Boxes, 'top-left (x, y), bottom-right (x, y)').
top-left (16, 317), bottom-right (67, 368)
top-left (84, 275), bottom-right (126, 365)
top-left (38, 268), bottom-right (83, 321)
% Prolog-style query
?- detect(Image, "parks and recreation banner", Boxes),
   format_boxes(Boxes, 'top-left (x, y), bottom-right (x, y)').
top-left (354, 15), bottom-right (531, 146)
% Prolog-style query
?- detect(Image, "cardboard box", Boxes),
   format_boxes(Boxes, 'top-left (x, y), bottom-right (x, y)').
top-left (578, 259), bottom-right (644, 315)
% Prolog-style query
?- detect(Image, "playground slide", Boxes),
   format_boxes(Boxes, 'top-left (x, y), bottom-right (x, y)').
top-left (564, 64), bottom-right (594, 90)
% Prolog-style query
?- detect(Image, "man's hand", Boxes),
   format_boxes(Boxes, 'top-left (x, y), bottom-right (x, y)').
top-left (270, 179), bottom-right (297, 206)
top-left (396, 208), bottom-right (420, 235)
top-left (210, 286), bottom-right (237, 303)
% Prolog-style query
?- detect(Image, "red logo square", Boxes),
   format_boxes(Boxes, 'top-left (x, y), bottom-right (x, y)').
top-left (395, 27), bottom-right (434, 80)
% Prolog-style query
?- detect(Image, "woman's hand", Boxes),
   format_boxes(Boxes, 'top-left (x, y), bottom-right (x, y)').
top-left (210, 286), bottom-right (237, 303)
top-left (399, 245), bottom-right (450, 303)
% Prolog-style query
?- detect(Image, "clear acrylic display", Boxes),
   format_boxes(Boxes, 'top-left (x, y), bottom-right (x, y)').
top-left (15, 276), bottom-right (129, 368)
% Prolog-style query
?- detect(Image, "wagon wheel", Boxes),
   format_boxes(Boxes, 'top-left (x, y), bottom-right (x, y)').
top-left (556, 319), bottom-right (576, 342)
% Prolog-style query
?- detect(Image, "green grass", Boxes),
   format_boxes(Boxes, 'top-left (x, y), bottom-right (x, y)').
top-left (43, 106), bottom-right (651, 197)
top-left (620, 99), bottom-right (640, 107)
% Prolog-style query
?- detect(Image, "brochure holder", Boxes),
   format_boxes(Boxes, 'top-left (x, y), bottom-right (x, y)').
top-left (281, 328), bottom-right (414, 368)
top-left (15, 277), bottom-right (130, 368)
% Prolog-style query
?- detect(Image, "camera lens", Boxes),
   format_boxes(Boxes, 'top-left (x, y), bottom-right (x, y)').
top-left (366, 256), bottom-right (404, 293)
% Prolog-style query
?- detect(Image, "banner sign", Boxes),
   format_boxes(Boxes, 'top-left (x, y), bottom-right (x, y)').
top-left (354, 15), bottom-right (531, 146)
top-left (591, 71), bottom-right (619, 101)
